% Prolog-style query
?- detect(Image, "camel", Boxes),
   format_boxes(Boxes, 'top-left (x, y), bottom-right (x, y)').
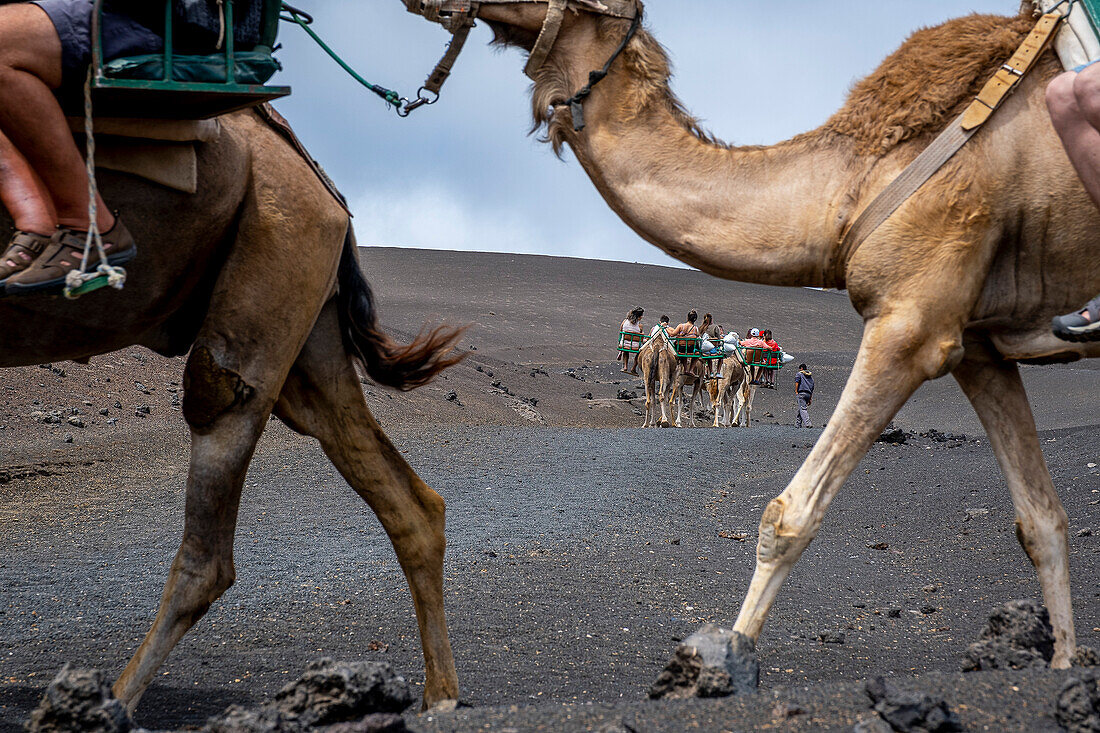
top-left (709, 339), bottom-right (751, 428)
top-left (670, 364), bottom-right (704, 428)
top-left (637, 328), bottom-right (677, 427)
top-left (1, 109), bottom-right (462, 711)
top-left (454, 1), bottom-right (1100, 673)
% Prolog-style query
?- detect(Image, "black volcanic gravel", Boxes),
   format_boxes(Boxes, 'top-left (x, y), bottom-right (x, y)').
top-left (2, 423), bottom-right (1100, 730)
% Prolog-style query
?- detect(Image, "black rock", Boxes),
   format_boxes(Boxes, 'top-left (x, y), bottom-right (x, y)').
top-left (99, 408), bottom-right (109, 416)
top-left (204, 705), bottom-right (298, 733)
top-left (649, 625), bottom-right (759, 699)
top-left (1056, 674), bottom-right (1100, 733)
top-left (26, 665), bottom-right (132, 733)
top-left (113, 400), bottom-right (122, 410)
top-left (444, 391), bottom-right (462, 406)
top-left (274, 659), bottom-right (415, 726)
top-left (819, 630), bottom-right (846, 644)
top-left (581, 393), bottom-right (593, 400)
top-left (1075, 647), bottom-right (1100, 668)
top-left (865, 676), bottom-right (961, 732)
top-left (616, 389), bottom-right (638, 401)
top-left (853, 717), bottom-right (893, 733)
top-left (962, 599), bottom-right (1054, 671)
top-left (877, 425), bottom-right (907, 444)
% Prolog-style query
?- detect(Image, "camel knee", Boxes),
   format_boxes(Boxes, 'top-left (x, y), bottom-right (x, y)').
top-left (756, 497), bottom-right (816, 566)
top-left (1015, 507), bottom-right (1069, 568)
top-left (183, 346), bottom-right (256, 432)
top-left (166, 544), bottom-right (236, 621)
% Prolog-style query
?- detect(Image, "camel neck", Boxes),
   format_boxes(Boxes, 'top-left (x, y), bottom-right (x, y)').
top-left (544, 31), bottom-right (857, 288)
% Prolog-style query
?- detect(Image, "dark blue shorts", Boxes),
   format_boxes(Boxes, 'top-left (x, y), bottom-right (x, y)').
top-left (31, 0), bottom-right (163, 90)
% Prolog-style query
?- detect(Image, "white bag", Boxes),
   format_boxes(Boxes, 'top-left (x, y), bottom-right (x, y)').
top-left (701, 338), bottom-right (714, 352)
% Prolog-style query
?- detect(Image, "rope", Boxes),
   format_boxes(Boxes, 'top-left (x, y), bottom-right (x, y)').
top-left (63, 68), bottom-right (126, 300)
top-left (280, 4), bottom-right (406, 111)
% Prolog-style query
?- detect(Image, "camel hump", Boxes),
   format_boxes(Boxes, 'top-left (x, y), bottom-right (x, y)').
top-left (824, 11), bottom-right (1043, 156)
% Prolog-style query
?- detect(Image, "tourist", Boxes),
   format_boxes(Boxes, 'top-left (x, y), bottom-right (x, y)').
top-left (650, 314), bottom-right (670, 337)
top-left (618, 306), bottom-right (644, 375)
top-left (794, 363), bottom-right (814, 428)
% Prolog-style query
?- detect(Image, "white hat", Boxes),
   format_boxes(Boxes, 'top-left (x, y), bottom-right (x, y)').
top-left (749, 328), bottom-right (760, 338)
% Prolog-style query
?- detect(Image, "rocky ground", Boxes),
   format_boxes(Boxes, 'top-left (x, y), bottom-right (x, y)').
top-left (1, 248), bottom-right (1099, 731)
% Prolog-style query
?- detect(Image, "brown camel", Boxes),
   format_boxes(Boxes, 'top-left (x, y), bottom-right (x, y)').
top-left (709, 339), bottom-right (752, 429)
top-left (457, 2), bottom-right (1100, 673)
top-left (1, 110), bottom-right (463, 711)
top-left (637, 327), bottom-right (676, 428)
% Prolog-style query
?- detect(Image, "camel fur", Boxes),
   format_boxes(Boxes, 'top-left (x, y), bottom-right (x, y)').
top-left (0, 110), bottom-right (463, 712)
top-left (471, 2), bottom-right (1100, 673)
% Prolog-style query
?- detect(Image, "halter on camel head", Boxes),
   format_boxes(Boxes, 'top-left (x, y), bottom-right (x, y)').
top-left (404, 0), bottom-right (642, 129)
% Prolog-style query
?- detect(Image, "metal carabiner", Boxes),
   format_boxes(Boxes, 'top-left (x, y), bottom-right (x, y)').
top-left (1048, 0), bottom-right (1079, 20)
top-left (399, 87), bottom-right (440, 116)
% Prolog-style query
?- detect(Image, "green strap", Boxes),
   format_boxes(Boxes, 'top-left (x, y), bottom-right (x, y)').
top-left (281, 4), bottom-right (406, 111)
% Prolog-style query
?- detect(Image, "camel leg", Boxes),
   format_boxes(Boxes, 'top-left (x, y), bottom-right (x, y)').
top-left (953, 338), bottom-right (1076, 668)
top-left (113, 407), bottom-right (265, 709)
top-left (733, 316), bottom-right (953, 641)
top-left (275, 303), bottom-right (459, 707)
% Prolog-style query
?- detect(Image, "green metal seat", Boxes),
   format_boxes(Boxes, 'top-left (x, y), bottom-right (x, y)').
top-left (80, 0), bottom-right (291, 119)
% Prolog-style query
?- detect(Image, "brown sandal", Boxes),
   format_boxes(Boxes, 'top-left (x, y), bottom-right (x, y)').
top-left (6, 217), bottom-right (136, 295)
top-left (0, 231), bottom-right (54, 289)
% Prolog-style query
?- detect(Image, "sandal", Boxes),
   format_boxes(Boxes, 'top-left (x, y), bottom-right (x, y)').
top-left (6, 217), bottom-right (135, 295)
top-left (1052, 293), bottom-right (1100, 343)
top-left (0, 231), bottom-right (54, 292)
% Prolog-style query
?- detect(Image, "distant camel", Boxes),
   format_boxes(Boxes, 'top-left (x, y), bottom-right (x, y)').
top-left (637, 328), bottom-right (677, 428)
top-left (709, 338), bottom-right (755, 428)
top-left (0, 110), bottom-right (462, 711)
top-left (468, 2), bottom-right (1100, 670)
top-left (671, 365), bottom-right (704, 428)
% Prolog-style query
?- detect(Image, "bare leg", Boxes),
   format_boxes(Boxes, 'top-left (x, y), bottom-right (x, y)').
top-left (276, 303), bottom-right (460, 708)
top-left (953, 338), bottom-right (1076, 667)
top-left (0, 130), bottom-right (55, 234)
top-left (733, 317), bottom-right (944, 640)
top-left (0, 4), bottom-right (111, 231)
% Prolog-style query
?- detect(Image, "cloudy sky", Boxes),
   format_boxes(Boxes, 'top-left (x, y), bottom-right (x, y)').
top-left (271, 1), bottom-right (1014, 267)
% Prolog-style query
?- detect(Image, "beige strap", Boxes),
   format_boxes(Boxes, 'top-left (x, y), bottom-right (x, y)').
top-left (525, 0), bottom-right (568, 77)
top-left (961, 11), bottom-right (1062, 129)
top-left (836, 12), bottom-right (1062, 282)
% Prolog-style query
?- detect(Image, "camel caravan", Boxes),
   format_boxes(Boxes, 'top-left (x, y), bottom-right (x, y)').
top-left (617, 308), bottom-right (794, 428)
top-left (6, 0), bottom-right (1100, 718)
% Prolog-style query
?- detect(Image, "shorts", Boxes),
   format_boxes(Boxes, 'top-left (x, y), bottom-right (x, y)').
top-left (31, 0), bottom-right (163, 91)
top-left (1074, 58), bottom-right (1100, 73)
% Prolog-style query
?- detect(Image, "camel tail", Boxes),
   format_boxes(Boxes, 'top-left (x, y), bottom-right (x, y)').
top-left (337, 227), bottom-right (468, 391)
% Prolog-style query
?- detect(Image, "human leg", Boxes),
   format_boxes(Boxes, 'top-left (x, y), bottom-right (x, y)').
top-left (1046, 67), bottom-right (1100, 340)
top-left (0, 3), bottom-right (112, 232)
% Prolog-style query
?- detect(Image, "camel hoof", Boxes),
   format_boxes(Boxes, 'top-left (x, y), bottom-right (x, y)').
top-left (649, 625), bottom-right (758, 699)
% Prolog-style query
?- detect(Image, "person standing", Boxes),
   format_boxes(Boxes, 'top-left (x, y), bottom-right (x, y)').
top-left (794, 363), bottom-right (814, 428)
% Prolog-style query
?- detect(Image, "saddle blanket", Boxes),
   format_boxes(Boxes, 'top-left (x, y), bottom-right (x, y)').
top-left (1035, 0), bottom-right (1100, 69)
top-left (65, 117), bottom-right (221, 194)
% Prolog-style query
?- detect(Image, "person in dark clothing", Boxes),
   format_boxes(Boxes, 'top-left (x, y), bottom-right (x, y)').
top-left (794, 363), bottom-right (814, 428)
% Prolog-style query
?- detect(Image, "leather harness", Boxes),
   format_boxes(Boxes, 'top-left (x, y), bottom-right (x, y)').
top-left (404, 0), bottom-right (641, 126)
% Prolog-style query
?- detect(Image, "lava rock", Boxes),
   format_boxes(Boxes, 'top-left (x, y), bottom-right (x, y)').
top-left (67, 417), bottom-right (85, 428)
top-left (962, 599), bottom-right (1054, 671)
top-left (1057, 674), bottom-right (1100, 733)
top-left (63, 433), bottom-right (74, 444)
top-left (819, 630), bottom-right (846, 644)
top-left (444, 391), bottom-right (462, 406)
top-left (649, 625), bottom-right (759, 699)
top-left (853, 717), bottom-right (893, 733)
top-left (203, 705), bottom-right (297, 733)
top-left (26, 665), bottom-right (132, 733)
top-left (273, 659), bottom-right (415, 726)
top-left (322, 715), bottom-right (408, 733)
top-left (1075, 647), bottom-right (1100, 668)
top-left (876, 425), bottom-right (907, 444)
top-left (616, 389), bottom-right (638, 401)
top-left (865, 676), bottom-right (961, 732)
top-left (581, 393), bottom-right (593, 400)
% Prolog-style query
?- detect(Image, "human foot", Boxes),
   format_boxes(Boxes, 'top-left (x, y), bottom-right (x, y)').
top-left (6, 217), bottom-right (135, 294)
top-left (1052, 294), bottom-right (1100, 343)
top-left (0, 230), bottom-right (53, 292)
